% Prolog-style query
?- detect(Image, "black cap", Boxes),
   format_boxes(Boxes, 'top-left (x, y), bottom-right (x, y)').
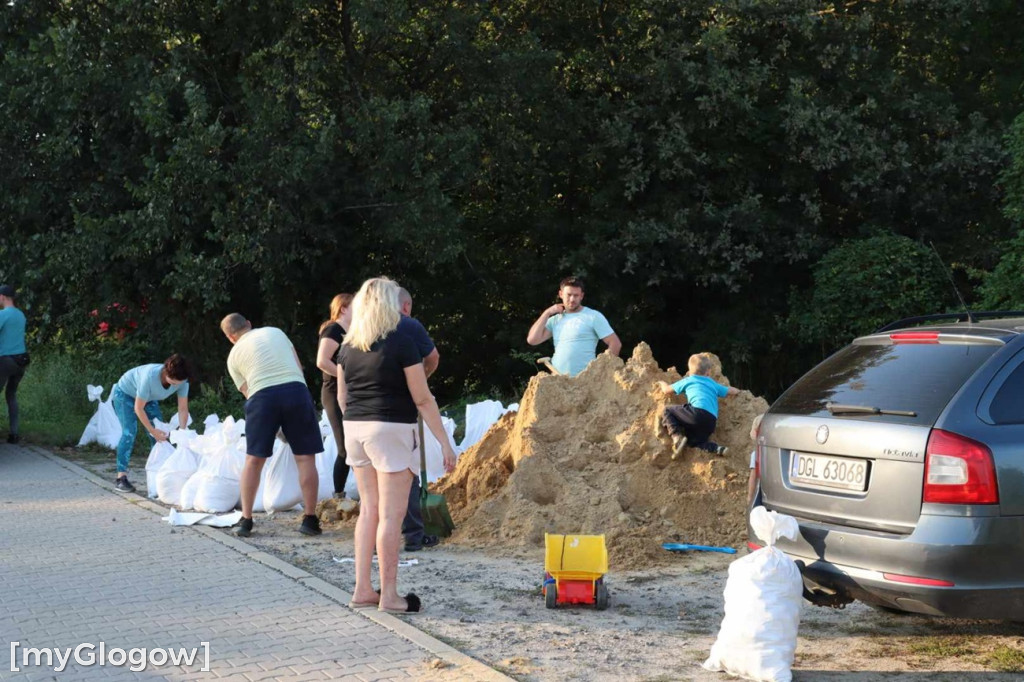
top-left (0, 285), bottom-right (15, 298)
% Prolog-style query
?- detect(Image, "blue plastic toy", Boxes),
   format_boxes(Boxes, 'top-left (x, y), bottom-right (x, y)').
top-left (662, 542), bottom-right (737, 554)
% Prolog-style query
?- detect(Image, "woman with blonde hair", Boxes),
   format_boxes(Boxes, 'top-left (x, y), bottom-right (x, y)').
top-left (338, 277), bottom-right (456, 613)
top-left (316, 293), bottom-right (354, 497)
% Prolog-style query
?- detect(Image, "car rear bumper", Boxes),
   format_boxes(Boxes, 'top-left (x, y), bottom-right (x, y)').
top-left (753, 510), bottom-right (1024, 619)
top-left (795, 556), bottom-right (1024, 618)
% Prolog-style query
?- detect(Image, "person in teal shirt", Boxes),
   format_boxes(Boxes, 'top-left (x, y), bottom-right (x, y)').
top-left (527, 276), bottom-right (622, 376)
top-left (656, 353), bottom-right (742, 458)
top-left (0, 285), bottom-right (28, 444)
top-left (111, 355), bottom-right (191, 492)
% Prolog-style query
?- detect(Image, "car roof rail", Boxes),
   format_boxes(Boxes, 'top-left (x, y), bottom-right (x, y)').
top-left (875, 311), bottom-right (1024, 333)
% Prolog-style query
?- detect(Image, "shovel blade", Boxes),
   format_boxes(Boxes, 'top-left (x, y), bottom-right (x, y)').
top-left (421, 492), bottom-right (455, 538)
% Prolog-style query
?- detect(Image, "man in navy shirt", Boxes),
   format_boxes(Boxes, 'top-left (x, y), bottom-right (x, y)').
top-left (398, 288), bottom-right (441, 551)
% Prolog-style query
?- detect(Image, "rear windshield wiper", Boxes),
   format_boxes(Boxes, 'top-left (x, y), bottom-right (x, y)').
top-left (826, 402), bottom-right (918, 418)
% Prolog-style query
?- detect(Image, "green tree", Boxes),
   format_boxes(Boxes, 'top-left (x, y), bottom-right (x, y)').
top-left (788, 234), bottom-right (952, 352)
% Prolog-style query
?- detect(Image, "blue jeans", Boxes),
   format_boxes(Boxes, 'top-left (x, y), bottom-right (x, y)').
top-left (112, 386), bottom-right (161, 474)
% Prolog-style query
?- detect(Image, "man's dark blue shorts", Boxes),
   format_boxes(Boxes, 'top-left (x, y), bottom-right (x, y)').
top-left (244, 382), bottom-right (324, 458)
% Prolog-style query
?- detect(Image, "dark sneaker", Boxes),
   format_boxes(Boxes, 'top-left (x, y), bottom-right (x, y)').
top-left (405, 534), bottom-right (440, 552)
top-left (6, 434), bottom-right (20, 444)
top-left (715, 445), bottom-right (729, 456)
top-left (236, 517), bottom-right (254, 537)
top-left (299, 514), bottom-right (322, 536)
top-left (671, 435), bottom-right (687, 460)
top-left (114, 477), bottom-right (135, 493)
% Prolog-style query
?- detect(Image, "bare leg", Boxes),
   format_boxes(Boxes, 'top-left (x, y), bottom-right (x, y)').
top-left (352, 465), bottom-right (380, 604)
top-left (294, 454), bottom-right (319, 515)
top-left (240, 455), bottom-right (267, 518)
top-left (377, 470), bottom-right (414, 611)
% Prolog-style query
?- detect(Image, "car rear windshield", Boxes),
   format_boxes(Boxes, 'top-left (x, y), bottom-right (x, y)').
top-left (772, 342), bottom-right (999, 424)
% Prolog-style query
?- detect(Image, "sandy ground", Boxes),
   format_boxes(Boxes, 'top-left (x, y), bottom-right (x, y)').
top-left (60, 448), bottom-right (1024, 682)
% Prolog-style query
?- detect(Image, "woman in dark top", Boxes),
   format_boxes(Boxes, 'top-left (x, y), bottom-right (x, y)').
top-left (338, 277), bottom-right (456, 614)
top-left (315, 293), bottom-right (353, 497)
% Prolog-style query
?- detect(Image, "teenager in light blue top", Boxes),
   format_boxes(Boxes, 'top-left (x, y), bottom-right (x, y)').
top-left (656, 353), bottom-right (742, 457)
top-left (0, 284), bottom-right (28, 444)
top-left (527, 276), bottom-right (622, 377)
top-left (111, 354), bottom-right (190, 492)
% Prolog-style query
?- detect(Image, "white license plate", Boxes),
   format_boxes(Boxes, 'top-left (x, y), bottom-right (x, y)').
top-left (790, 452), bottom-right (868, 492)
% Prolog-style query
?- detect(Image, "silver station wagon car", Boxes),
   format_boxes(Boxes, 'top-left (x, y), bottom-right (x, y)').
top-left (754, 312), bottom-right (1024, 619)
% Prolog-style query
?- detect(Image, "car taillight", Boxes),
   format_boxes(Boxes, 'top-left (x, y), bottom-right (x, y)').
top-left (754, 424), bottom-right (762, 478)
top-left (923, 429), bottom-right (998, 505)
top-left (890, 331), bottom-right (939, 344)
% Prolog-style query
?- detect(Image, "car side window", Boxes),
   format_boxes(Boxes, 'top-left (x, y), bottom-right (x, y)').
top-left (988, 361), bottom-right (1024, 425)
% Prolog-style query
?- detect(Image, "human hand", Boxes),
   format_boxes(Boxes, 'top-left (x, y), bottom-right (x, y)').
top-left (442, 445), bottom-right (457, 473)
top-left (153, 430), bottom-right (170, 442)
top-left (545, 303), bottom-right (565, 317)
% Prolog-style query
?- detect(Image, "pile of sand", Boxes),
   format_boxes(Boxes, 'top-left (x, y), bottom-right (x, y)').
top-left (437, 343), bottom-right (769, 565)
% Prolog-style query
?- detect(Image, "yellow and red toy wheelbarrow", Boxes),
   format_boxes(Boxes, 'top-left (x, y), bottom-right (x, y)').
top-left (542, 533), bottom-right (610, 610)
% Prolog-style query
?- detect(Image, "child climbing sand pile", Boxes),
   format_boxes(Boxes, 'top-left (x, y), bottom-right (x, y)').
top-left (656, 353), bottom-right (742, 458)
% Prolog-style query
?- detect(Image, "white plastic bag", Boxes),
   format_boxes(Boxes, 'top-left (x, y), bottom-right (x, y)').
top-left (262, 440), bottom-right (303, 512)
top-left (703, 506), bottom-right (804, 682)
top-left (145, 442), bottom-right (175, 498)
top-left (155, 441), bottom-right (201, 507)
top-left (77, 385), bottom-right (123, 449)
top-left (458, 399), bottom-right (517, 452)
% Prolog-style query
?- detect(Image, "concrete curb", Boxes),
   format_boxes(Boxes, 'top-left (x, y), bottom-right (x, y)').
top-left (32, 446), bottom-right (514, 682)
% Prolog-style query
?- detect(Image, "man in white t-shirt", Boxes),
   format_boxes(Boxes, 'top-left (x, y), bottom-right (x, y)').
top-left (526, 276), bottom-right (621, 376)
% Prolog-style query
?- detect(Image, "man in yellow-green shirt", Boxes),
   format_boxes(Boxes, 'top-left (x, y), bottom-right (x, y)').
top-left (220, 313), bottom-right (323, 538)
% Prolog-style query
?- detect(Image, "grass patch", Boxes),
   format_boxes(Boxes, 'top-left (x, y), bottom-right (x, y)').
top-left (908, 636), bottom-right (974, 659)
top-left (987, 645), bottom-right (1024, 672)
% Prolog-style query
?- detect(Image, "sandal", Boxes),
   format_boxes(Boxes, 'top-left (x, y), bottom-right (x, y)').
top-left (378, 592), bottom-right (422, 614)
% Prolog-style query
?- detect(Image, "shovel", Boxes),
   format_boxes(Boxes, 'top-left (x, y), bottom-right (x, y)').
top-left (537, 357), bottom-right (562, 375)
top-left (418, 416), bottom-right (455, 538)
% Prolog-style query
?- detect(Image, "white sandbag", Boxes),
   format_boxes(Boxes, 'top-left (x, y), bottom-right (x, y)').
top-left (319, 410), bottom-right (358, 498)
top-left (319, 409), bottom-right (334, 439)
top-left (192, 443), bottom-right (244, 513)
top-left (77, 385), bottom-right (123, 449)
top-left (155, 442), bottom-right (201, 507)
top-left (203, 413), bottom-right (220, 431)
top-left (178, 415), bottom-right (245, 512)
top-left (178, 470), bottom-right (201, 510)
top-left (458, 400), bottom-right (517, 452)
top-left (145, 442), bottom-right (175, 498)
top-left (423, 416), bottom-right (458, 483)
top-left (703, 506), bottom-right (803, 682)
top-left (263, 440), bottom-right (303, 512)
top-left (317, 429), bottom-right (338, 501)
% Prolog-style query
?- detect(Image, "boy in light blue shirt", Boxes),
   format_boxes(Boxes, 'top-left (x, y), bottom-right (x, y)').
top-left (656, 353), bottom-right (741, 457)
top-left (527, 276), bottom-right (622, 376)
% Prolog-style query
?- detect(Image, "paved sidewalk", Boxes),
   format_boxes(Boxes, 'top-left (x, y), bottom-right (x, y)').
top-left (0, 445), bottom-right (511, 682)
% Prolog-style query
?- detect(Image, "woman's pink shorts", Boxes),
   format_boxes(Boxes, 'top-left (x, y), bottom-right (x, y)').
top-left (344, 420), bottom-right (419, 475)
